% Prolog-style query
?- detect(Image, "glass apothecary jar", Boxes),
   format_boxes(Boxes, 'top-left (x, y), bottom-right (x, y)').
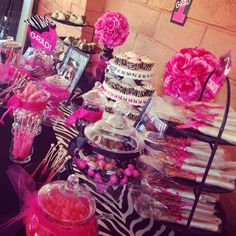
top-left (26, 175), bottom-right (98, 236)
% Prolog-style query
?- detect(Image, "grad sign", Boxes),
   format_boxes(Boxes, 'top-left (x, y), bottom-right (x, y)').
top-left (206, 50), bottom-right (232, 97)
top-left (170, 0), bottom-right (193, 26)
top-left (27, 24), bottom-right (57, 54)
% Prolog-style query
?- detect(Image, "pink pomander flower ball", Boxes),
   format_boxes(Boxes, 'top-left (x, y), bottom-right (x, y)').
top-left (163, 47), bottom-right (219, 102)
top-left (94, 11), bottom-right (129, 49)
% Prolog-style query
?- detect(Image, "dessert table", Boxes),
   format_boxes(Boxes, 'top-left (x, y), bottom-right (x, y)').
top-left (0, 104), bottom-right (229, 236)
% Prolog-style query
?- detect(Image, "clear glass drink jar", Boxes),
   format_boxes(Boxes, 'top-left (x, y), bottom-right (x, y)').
top-left (26, 175), bottom-right (98, 236)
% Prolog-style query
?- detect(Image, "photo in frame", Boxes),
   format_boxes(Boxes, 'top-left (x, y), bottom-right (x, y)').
top-left (59, 46), bottom-right (90, 105)
top-left (134, 98), bottom-right (168, 135)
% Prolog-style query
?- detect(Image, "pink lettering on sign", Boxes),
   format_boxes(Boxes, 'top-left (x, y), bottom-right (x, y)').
top-left (27, 26), bottom-right (57, 54)
top-left (171, 0), bottom-right (193, 25)
top-left (172, 4), bottom-right (185, 24)
top-left (205, 50), bottom-right (232, 98)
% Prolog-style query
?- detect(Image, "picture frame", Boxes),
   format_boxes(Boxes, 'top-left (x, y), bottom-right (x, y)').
top-left (134, 98), bottom-right (168, 134)
top-left (59, 46), bottom-right (90, 105)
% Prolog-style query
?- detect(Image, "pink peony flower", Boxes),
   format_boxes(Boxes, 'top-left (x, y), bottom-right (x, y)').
top-left (185, 57), bottom-right (212, 77)
top-left (94, 11), bottom-right (129, 49)
top-left (167, 52), bottom-right (191, 75)
top-left (163, 47), bottom-right (219, 101)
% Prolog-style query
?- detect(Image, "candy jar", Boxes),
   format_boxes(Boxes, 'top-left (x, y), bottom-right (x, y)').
top-left (26, 174), bottom-right (98, 236)
top-left (74, 101), bottom-right (144, 188)
top-left (10, 119), bottom-right (41, 164)
top-left (66, 82), bottom-right (107, 134)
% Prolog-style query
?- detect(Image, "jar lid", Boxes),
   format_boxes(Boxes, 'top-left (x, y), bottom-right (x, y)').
top-left (84, 101), bottom-right (144, 154)
top-left (37, 175), bottom-right (96, 226)
top-left (82, 82), bottom-right (107, 107)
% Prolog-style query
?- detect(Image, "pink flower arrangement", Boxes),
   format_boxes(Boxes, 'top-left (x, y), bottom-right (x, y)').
top-left (94, 11), bottom-right (129, 49)
top-left (163, 47), bottom-right (219, 101)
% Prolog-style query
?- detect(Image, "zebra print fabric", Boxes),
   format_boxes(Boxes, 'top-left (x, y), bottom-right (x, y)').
top-left (53, 104), bottom-right (176, 236)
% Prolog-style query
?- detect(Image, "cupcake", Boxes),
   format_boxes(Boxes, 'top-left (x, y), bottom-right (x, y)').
top-left (128, 109), bottom-right (140, 121)
top-left (69, 14), bottom-right (77, 23)
top-left (78, 41), bottom-right (89, 51)
top-left (105, 101), bottom-right (115, 114)
top-left (124, 51), bottom-right (140, 60)
top-left (141, 57), bottom-right (155, 71)
top-left (75, 15), bottom-right (86, 25)
top-left (114, 53), bottom-right (127, 66)
top-left (133, 86), bottom-right (146, 97)
top-left (120, 82), bottom-right (132, 95)
top-left (51, 12), bottom-right (58, 19)
top-left (142, 82), bottom-right (155, 96)
top-left (63, 36), bottom-right (75, 45)
top-left (109, 78), bottom-right (120, 90)
top-left (64, 12), bottom-right (71, 21)
top-left (89, 42), bottom-right (96, 50)
top-left (127, 59), bottom-right (142, 70)
top-left (57, 12), bottom-right (66, 20)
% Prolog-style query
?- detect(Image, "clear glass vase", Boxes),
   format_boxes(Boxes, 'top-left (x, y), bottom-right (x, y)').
top-left (9, 122), bottom-right (41, 164)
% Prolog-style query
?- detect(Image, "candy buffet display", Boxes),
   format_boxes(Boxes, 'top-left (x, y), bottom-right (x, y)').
top-left (0, 7), bottom-right (235, 236)
top-left (74, 101), bottom-right (143, 186)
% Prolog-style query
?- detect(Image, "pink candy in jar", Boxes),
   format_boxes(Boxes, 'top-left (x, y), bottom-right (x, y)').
top-left (26, 175), bottom-right (98, 236)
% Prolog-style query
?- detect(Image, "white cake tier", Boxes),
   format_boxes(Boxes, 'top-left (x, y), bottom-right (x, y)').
top-left (102, 81), bottom-right (149, 106)
top-left (107, 59), bottom-right (155, 80)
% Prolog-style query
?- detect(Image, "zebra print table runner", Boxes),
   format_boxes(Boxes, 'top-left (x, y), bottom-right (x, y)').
top-left (53, 104), bottom-right (174, 236)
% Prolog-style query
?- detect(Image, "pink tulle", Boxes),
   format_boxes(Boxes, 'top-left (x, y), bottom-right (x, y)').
top-left (8, 94), bottom-right (48, 112)
top-left (0, 57), bottom-right (12, 84)
top-left (0, 94), bottom-right (48, 125)
top-left (39, 81), bottom-right (70, 103)
top-left (65, 107), bottom-right (103, 127)
top-left (2, 165), bottom-right (98, 236)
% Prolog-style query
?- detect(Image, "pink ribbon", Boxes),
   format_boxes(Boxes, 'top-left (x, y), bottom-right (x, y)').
top-left (65, 107), bottom-right (103, 127)
top-left (176, 121), bottom-right (203, 129)
top-left (194, 111), bottom-right (218, 120)
top-left (0, 95), bottom-right (47, 125)
top-left (39, 81), bottom-right (70, 103)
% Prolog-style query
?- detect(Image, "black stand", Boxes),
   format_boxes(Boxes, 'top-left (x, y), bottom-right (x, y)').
top-left (45, 13), bottom-right (95, 43)
top-left (134, 74), bottom-right (232, 235)
top-left (183, 76), bottom-right (231, 234)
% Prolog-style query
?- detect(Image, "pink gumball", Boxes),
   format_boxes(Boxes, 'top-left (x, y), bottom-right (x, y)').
top-left (98, 160), bottom-right (106, 169)
top-left (120, 176), bottom-right (128, 185)
top-left (132, 170), bottom-right (140, 177)
top-left (76, 159), bottom-right (87, 169)
top-left (94, 173), bottom-right (102, 182)
top-left (128, 164), bottom-right (135, 170)
top-left (105, 163), bottom-right (114, 170)
top-left (109, 175), bottom-right (118, 184)
top-left (124, 168), bottom-right (133, 177)
top-left (97, 154), bottom-right (104, 160)
top-left (88, 168), bottom-right (95, 177)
